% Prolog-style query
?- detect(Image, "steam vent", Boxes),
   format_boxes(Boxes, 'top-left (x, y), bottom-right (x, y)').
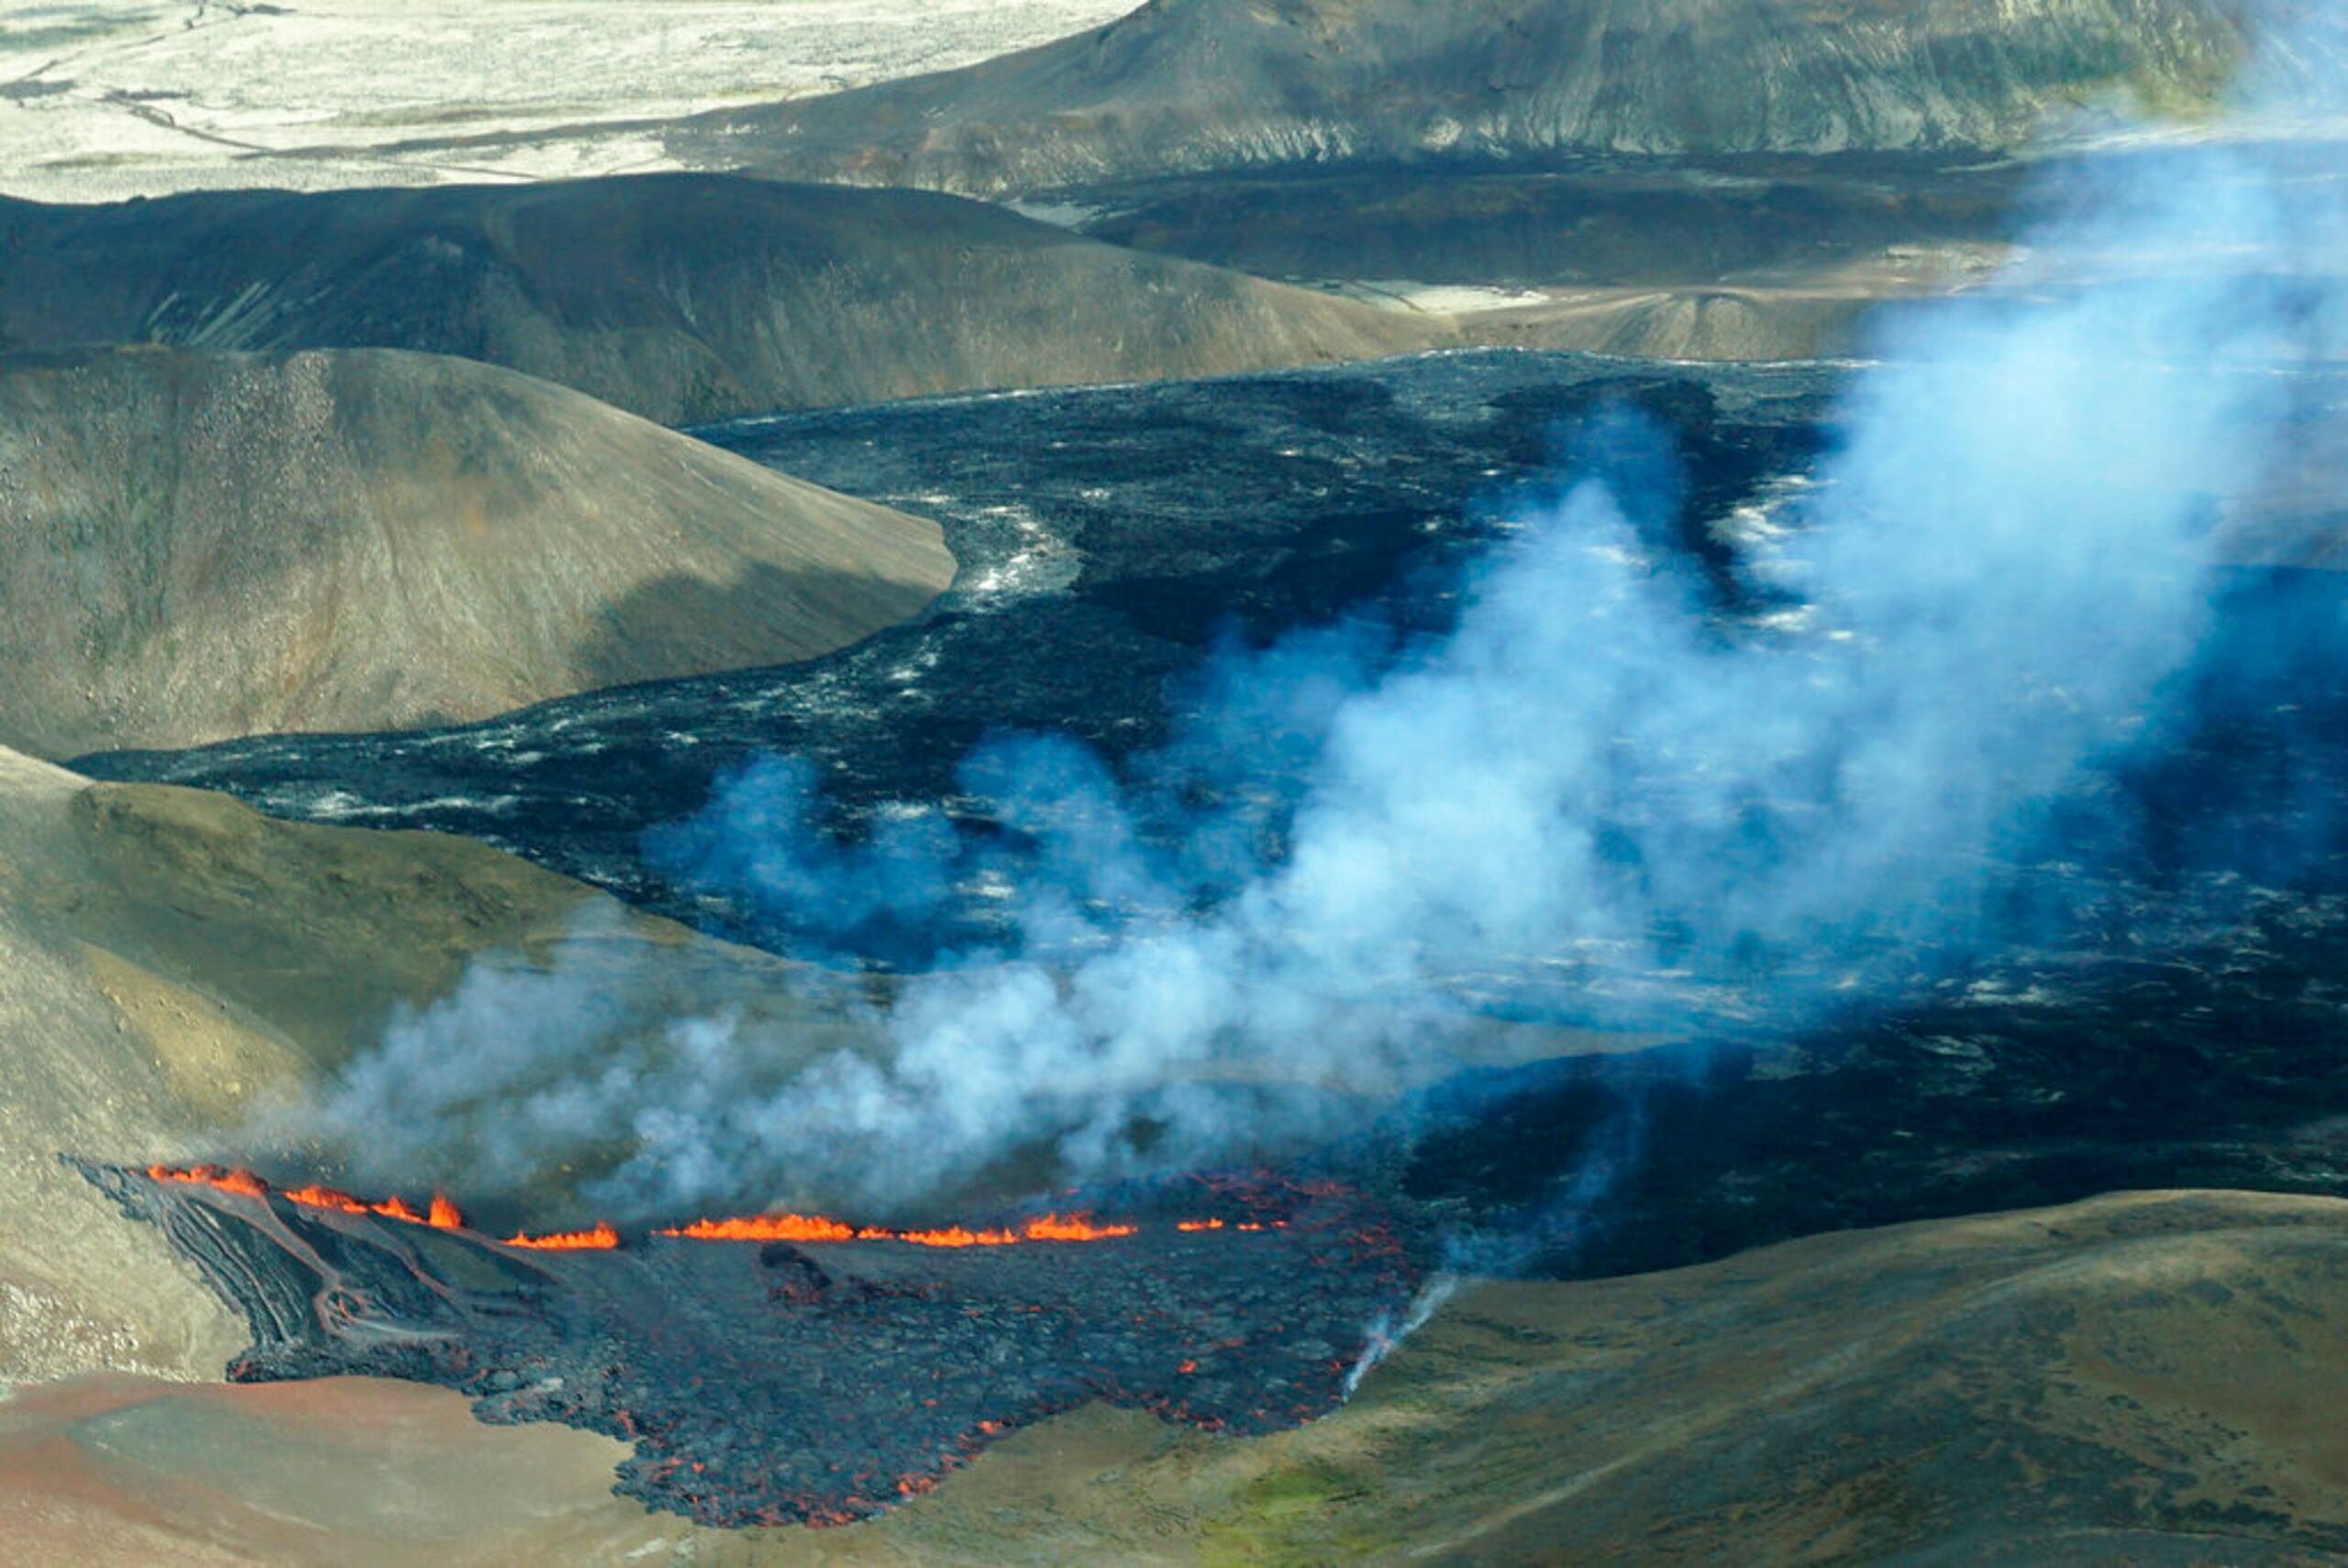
top-left (78, 1161), bottom-right (1418, 1527)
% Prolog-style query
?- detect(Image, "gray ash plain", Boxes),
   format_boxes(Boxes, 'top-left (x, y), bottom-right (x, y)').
top-left (76, 348), bottom-right (2348, 1283)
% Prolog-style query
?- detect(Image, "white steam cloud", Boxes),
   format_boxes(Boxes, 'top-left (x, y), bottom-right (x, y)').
top-left (1344, 1274), bottom-right (1461, 1398)
top-left (291, 17), bottom-right (2347, 1220)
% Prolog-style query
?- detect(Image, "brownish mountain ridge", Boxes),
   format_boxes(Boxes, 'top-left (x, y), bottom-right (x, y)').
top-left (0, 175), bottom-right (1444, 427)
top-left (0, 345), bottom-right (953, 757)
top-left (663, 0), bottom-right (2311, 199)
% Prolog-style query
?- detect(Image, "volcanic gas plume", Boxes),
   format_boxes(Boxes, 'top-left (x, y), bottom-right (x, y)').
top-left (83, 1159), bottom-right (1417, 1528)
top-left (286, 29), bottom-right (2348, 1230)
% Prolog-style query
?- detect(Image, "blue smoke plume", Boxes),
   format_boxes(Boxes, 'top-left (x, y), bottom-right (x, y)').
top-left (297, 11), bottom-right (2348, 1216)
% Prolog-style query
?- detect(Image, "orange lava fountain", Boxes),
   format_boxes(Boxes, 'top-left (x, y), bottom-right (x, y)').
top-left (147, 1166), bottom-right (464, 1231)
top-left (506, 1220), bottom-right (622, 1252)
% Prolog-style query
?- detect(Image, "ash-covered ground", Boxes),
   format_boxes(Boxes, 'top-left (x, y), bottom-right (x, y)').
top-left (78, 1162), bottom-right (1417, 1528)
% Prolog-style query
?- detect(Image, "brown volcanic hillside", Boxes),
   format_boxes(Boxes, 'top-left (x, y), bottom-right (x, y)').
top-left (0, 346), bottom-right (952, 757)
top-left (0, 175), bottom-right (1442, 426)
top-left (664, 0), bottom-right (2314, 199)
top-left (0, 748), bottom-right (858, 1392)
top-left (2, 1190), bottom-right (2342, 1564)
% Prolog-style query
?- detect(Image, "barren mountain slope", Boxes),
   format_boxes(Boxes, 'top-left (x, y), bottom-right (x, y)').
top-left (0, 346), bottom-right (952, 756)
top-left (667, 0), bottom-right (2321, 197)
top-left (0, 749), bottom-right (849, 1390)
top-left (0, 176), bottom-right (1443, 426)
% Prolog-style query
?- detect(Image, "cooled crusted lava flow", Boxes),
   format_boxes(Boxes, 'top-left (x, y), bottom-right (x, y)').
top-left (76, 1160), bottom-right (1420, 1527)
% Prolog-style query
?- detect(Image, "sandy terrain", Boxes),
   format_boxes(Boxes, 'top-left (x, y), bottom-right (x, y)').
top-left (0, 0), bottom-right (1137, 204)
top-left (3, 1189), bottom-right (2342, 1564)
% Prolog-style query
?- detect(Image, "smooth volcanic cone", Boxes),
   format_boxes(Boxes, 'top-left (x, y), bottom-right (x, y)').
top-left (0, 345), bottom-right (952, 756)
top-left (0, 175), bottom-right (1444, 426)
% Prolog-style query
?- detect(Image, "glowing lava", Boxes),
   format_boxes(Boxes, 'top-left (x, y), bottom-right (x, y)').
top-left (1019, 1214), bottom-right (1139, 1242)
top-left (148, 1163), bottom-right (268, 1199)
top-left (143, 1170), bottom-right (1242, 1256)
top-left (146, 1166), bottom-right (464, 1230)
top-left (658, 1211), bottom-right (1138, 1248)
top-left (94, 1160), bottom-right (1421, 1529)
top-left (660, 1214), bottom-right (858, 1243)
top-left (505, 1220), bottom-right (621, 1251)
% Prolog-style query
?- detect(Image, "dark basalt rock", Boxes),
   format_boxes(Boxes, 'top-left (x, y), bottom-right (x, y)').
top-left (76, 1162), bottom-right (1419, 1529)
top-left (75, 350), bottom-right (2348, 1296)
top-left (76, 351), bottom-right (1840, 947)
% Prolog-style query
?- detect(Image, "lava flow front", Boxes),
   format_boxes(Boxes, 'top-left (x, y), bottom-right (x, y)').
top-left (78, 1160), bottom-right (1419, 1528)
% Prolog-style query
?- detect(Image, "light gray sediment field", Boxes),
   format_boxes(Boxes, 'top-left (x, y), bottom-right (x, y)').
top-left (0, 0), bottom-right (1139, 204)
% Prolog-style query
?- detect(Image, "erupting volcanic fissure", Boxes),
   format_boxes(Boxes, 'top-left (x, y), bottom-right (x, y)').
top-left (140, 1167), bottom-right (1232, 1253)
top-left (148, 1165), bottom-right (467, 1231)
top-left (505, 1219), bottom-right (621, 1251)
top-left (80, 1159), bottom-right (1420, 1529)
top-left (661, 1211), bottom-right (1147, 1247)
